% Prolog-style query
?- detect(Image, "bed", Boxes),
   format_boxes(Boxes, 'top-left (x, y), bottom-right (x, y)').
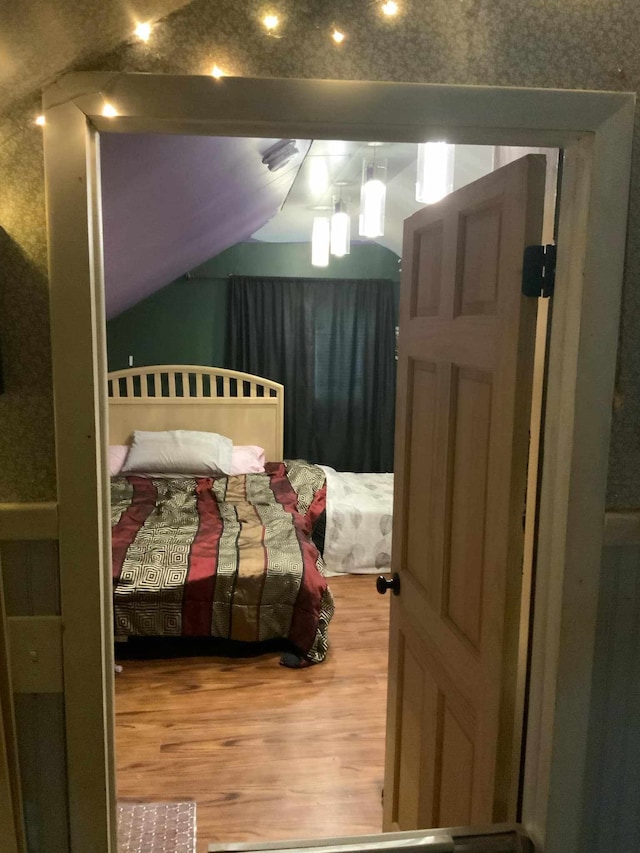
top-left (108, 365), bottom-right (333, 666)
top-left (316, 466), bottom-right (394, 575)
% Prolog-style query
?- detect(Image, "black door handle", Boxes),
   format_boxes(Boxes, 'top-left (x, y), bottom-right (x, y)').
top-left (376, 572), bottom-right (400, 596)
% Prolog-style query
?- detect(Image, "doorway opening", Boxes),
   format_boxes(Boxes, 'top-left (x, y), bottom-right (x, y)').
top-left (100, 131), bottom-right (558, 849)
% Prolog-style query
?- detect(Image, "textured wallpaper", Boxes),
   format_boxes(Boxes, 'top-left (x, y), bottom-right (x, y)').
top-left (1, 0), bottom-right (639, 504)
top-left (0, 92), bottom-right (56, 501)
top-left (0, 0), bottom-right (193, 112)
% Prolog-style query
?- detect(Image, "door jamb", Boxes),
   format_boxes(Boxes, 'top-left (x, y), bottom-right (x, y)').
top-left (41, 74), bottom-right (635, 853)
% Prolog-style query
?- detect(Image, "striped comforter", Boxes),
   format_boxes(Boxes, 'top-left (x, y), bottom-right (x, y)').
top-left (110, 460), bottom-right (333, 664)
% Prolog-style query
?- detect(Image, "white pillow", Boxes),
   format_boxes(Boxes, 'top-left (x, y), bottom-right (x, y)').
top-left (121, 430), bottom-right (233, 476)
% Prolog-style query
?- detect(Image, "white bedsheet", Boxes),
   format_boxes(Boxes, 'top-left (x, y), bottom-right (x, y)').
top-left (320, 466), bottom-right (394, 575)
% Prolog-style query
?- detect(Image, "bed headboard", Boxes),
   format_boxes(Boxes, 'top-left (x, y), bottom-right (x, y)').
top-left (107, 365), bottom-right (284, 461)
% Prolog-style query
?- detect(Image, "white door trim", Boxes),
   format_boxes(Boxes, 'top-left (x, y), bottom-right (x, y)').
top-left (41, 74), bottom-right (635, 853)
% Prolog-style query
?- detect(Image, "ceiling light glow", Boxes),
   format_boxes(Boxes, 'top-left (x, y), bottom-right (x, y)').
top-left (332, 29), bottom-right (345, 43)
top-left (134, 22), bottom-right (152, 41)
top-left (327, 140), bottom-right (348, 156)
top-left (263, 14), bottom-right (279, 31)
top-left (211, 65), bottom-right (225, 79)
top-left (102, 104), bottom-right (118, 118)
top-left (35, 115), bottom-right (45, 126)
top-left (382, 1), bottom-right (399, 16)
top-left (309, 158), bottom-right (330, 196)
top-left (416, 142), bottom-right (455, 204)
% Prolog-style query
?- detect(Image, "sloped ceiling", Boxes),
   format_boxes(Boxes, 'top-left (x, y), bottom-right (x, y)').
top-left (100, 133), bottom-right (310, 317)
top-left (0, 0), bottom-right (192, 111)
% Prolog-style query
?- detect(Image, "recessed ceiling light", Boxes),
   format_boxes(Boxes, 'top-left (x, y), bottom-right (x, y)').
top-left (102, 104), bottom-right (118, 118)
top-left (35, 114), bottom-right (45, 126)
top-left (382, 1), bottom-right (399, 17)
top-left (263, 14), bottom-right (279, 31)
top-left (332, 29), bottom-right (345, 44)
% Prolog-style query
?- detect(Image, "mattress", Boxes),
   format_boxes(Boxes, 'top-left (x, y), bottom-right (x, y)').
top-left (110, 460), bottom-right (333, 665)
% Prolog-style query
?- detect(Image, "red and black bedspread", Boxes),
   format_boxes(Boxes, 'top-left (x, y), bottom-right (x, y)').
top-left (110, 460), bottom-right (332, 664)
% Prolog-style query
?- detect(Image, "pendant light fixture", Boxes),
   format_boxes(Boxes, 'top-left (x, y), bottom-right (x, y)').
top-left (330, 187), bottom-right (351, 257)
top-left (311, 216), bottom-right (331, 267)
top-left (359, 152), bottom-right (387, 238)
top-left (416, 141), bottom-right (455, 204)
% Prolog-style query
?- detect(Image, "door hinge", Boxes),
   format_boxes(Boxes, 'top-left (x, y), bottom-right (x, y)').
top-left (522, 244), bottom-right (556, 298)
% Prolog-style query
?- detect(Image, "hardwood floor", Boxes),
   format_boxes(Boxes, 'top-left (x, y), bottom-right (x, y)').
top-left (115, 575), bottom-right (390, 852)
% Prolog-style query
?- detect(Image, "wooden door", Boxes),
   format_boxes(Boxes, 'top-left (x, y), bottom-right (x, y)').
top-left (383, 155), bottom-right (546, 831)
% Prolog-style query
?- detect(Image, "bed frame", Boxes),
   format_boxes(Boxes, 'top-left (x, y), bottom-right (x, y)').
top-left (107, 365), bottom-right (284, 460)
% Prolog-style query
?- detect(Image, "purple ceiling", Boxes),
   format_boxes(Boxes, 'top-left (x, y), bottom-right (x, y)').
top-left (100, 134), bottom-right (309, 318)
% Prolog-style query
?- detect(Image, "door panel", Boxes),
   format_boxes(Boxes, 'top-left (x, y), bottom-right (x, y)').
top-left (445, 365), bottom-right (492, 650)
top-left (396, 638), bottom-right (429, 829)
top-left (384, 155), bottom-right (546, 831)
top-left (457, 200), bottom-right (502, 316)
top-left (391, 618), bottom-right (478, 832)
top-left (439, 705), bottom-right (474, 826)
top-left (413, 225), bottom-right (444, 317)
top-left (405, 361), bottom-right (438, 605)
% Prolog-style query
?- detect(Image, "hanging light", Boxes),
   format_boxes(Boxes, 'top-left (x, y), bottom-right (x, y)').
top-left (330, 194), bottom-right (351, 257)
top-left (416, 142), bottom-right (455, 204)
top-left (312, 216), bottom-right (331, 267)
top-left (359, 158), bottom-right (387, 238)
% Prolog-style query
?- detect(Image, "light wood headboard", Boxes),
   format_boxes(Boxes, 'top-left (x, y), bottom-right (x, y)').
top-left (107, 365), bottom-right (284, 461)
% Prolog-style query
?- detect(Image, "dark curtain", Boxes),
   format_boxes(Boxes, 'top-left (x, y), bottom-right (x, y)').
top-left (227, 276), bottom-right (397, 472)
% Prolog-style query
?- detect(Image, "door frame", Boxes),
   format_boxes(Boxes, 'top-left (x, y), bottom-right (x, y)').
top-left (0, 563), bottom-right (24, 853)
top-left (41, 74), bottom-right (634, 853)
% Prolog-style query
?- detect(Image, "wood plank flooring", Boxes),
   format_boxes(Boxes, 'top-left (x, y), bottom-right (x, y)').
top-left (115, 575), bottom-right (390, 852)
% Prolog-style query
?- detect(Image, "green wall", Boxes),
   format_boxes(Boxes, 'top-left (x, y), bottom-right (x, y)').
top-left (106, 278), bottom-right (229, 371)
top-left (106, 241), bottom-right (400, 371)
